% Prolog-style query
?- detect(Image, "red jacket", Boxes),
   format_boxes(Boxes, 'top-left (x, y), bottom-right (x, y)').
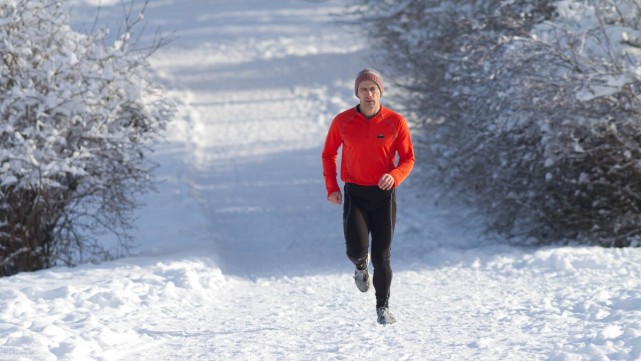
top-left (322, 105), bottom-right (415, 197)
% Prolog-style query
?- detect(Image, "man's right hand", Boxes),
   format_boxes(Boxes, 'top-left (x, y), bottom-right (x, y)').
top-left (328, 191), bottom-right (342, 205)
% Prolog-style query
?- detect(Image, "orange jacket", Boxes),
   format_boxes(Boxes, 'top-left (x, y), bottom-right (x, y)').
top-left (322, 105), bottom-right (415, 197)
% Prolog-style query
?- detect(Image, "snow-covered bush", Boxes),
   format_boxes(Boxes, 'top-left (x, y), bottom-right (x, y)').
top-left (355, 0), bottom-right (641, 246)
top-left (503, 1), bottom-right (641, 246)
top-left (0, 0), bottom-right (174, 275)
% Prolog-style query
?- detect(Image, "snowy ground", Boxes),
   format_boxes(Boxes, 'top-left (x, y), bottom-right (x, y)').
top-left (2, 1), bottom-right (641, 360)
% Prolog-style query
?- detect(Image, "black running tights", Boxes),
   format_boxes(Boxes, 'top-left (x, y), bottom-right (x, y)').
top-left (343, 183), bottom-right (396, 309)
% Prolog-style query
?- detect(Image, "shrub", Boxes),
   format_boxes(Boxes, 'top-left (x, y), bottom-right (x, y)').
top-left (354, 0), bottom-right (641, 246)
top-left (0, 0), bottom-right (174, 275)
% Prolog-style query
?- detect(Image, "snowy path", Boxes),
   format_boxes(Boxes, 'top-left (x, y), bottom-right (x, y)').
top-left (2, 1), bottom-right (641, 360)
top-left (144, 0), bottom-right (369, 279)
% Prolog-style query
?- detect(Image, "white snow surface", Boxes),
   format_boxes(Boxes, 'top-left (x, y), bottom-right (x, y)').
top-left (3, 1), bottom-right (641, 360)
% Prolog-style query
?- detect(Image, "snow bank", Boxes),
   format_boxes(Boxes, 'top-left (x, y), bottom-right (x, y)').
top-left (0, 257), bottom-right (225, 361)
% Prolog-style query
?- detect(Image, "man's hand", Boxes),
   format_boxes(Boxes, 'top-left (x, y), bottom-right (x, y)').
top-left (378, 173), bottom-right (395, 190)
top-left (328, 191), bottom-right (342, 205)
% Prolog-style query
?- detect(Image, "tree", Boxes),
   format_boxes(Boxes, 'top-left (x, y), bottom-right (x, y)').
top-left (0, 0), bottom-right (175, 275)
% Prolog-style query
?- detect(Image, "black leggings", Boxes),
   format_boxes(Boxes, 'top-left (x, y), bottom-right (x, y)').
top-left (343, 183), bottom-right (396, 309)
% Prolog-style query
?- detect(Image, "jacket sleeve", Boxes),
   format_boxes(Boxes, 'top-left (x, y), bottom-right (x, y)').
top-left (321, 118), bottom-right (342, 197)
top-left (389, 117), bottom-right (415, 187)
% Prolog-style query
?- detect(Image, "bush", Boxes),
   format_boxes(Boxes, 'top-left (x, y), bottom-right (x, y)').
top-left (0, 0), bottom-right (175, 275)
top-left (504, 1), bottom-right (641, 246)
top-left (354, 0), bottom-right (641, 246)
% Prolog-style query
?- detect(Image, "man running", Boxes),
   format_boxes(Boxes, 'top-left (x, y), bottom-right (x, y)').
top-left (321, 68), bottom-right (415, 325)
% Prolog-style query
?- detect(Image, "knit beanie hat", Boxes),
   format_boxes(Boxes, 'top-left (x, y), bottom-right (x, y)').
top-left (354, 68), bottom-right (384, 97)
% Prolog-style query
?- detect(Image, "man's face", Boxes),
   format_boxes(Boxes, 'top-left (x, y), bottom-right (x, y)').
top-left (357, 80), bottom-right (381, 116)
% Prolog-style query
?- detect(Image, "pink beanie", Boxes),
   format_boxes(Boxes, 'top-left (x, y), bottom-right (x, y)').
top-left (354, 68), bottom-right (384, 97)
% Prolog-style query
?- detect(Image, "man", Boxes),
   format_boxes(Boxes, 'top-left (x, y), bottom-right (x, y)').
top-left (321, 68), bottom-right (415, 325)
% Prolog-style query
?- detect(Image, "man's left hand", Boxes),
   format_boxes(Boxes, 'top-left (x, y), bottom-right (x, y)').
top-left (378, 174), bottom-right (395, 190)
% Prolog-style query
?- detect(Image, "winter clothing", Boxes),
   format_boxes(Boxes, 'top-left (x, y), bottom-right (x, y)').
top-left (354, 68), bottom-right (384, 96)
top-left (343, 183), bottom-right (396, 309)
top-left (321, 105), bottom-right (415, 198)
top-left (323, 68), bottom-right (414, 322)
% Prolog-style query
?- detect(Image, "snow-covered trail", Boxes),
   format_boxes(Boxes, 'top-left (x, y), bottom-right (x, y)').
top-left (144, 0), bottom-right (368, 278)
top-left (3, 1), bottom-right (641, 360)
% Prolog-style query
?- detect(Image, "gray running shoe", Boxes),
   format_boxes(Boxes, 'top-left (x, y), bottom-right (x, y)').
top-left (353, 255), bottom-right (371, 292)
top-left (377, 307), bottom-right (396, 325)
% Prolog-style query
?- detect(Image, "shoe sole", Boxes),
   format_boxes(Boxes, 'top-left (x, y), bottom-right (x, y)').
top-left (354, 271), bottom-right (371, 292)
top-left (354, 254), bottom-right (370, 292)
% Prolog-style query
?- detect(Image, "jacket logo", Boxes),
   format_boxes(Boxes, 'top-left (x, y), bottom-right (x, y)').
top-left (376, 134), bottom-right (385, 139)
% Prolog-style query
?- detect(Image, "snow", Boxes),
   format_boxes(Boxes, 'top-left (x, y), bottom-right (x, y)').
top-left (536, 0), bottom-right (641, 102)
top-left (2, 0), bottom-right (641, 360)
